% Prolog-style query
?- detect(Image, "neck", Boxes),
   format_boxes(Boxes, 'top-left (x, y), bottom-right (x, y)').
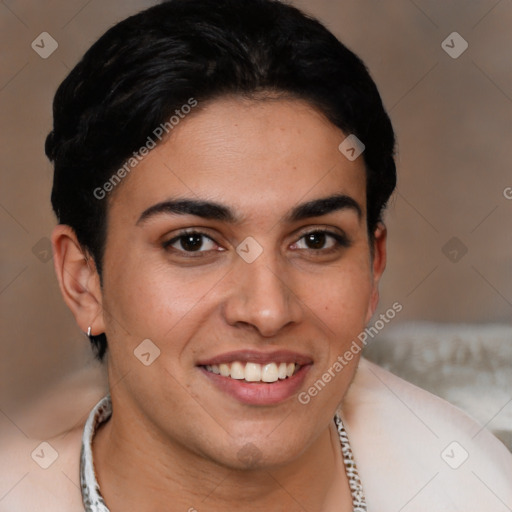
top-left (92, 401), bottom-right (352, 512)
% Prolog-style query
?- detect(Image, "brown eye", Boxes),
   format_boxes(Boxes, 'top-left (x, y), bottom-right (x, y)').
top-left (163, 231), bottom-right (219, 253)
top-left (293, 230), bottom-right (348, 251)
top-left (179, 233), bottom-right (205, 251)
top-left (304, 232), bottom-right (328, 249)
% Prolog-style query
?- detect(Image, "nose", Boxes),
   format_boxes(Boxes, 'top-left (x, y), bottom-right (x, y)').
top-left (221, 251), bottom-right (303, 338)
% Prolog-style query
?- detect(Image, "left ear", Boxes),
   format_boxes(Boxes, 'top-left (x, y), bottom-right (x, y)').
top-left (365, 223), bottom-right (387, 323)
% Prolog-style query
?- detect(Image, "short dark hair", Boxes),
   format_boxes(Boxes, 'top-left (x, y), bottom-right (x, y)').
top-left (46, 0), bottom-right (396, 360)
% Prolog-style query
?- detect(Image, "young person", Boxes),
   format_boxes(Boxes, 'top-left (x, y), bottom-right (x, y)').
top-left (11, 0), bottom-right (511, 510)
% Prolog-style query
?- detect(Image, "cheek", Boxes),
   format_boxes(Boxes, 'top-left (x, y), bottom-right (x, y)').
top-left (299, 255), bottom-right (373, 331)
top-left (101, 256), bottom-right (226, 343)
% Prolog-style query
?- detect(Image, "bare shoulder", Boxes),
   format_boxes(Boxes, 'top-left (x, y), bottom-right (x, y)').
top-left (342, 357), bottom-right (512, 512)
top-left (0, 367), bottom-right (107, 512)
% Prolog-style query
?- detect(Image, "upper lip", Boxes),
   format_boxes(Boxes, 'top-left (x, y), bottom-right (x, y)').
top-left (196, 349), bottom-right (313, 366)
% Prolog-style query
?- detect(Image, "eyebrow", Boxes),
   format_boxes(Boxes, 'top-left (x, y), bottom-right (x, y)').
top-left (136, 193), bottom-right (362, 225)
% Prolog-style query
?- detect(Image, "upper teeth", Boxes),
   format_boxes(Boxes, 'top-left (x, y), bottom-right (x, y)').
top-left (205, 362), bottom-right (298, 383)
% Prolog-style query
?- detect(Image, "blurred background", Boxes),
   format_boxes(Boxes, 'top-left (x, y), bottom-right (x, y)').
top-left (1, 0), bottom-right (511, 457)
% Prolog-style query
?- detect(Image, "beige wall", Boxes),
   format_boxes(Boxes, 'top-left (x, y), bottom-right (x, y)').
top-left (1, 1), bottom-right (511, 422)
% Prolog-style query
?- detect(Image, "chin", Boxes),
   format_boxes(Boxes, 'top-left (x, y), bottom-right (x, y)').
top-left (202, 431), bottom-right (308, 472)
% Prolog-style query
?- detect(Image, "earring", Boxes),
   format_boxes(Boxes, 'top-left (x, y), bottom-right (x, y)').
top-left (87, 326), bottom-right (92, 337)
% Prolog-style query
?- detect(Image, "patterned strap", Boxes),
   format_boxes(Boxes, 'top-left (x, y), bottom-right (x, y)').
top-left (334, 413), bottom-right (368, 511)
top-left (80, 395), bottom-right (112, 512)
top-left (80, 396), bottom-right (367, 511)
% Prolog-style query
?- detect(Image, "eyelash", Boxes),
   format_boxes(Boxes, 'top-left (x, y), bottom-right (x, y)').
top-left (162, 228), bottom-right (351, 257)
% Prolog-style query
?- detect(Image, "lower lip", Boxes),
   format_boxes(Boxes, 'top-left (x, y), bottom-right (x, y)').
top-left (199, 365), bottom-right (311, 405)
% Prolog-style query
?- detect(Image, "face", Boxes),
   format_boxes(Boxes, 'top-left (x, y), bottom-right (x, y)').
top-left (95, 96), bottom-right (385, 468)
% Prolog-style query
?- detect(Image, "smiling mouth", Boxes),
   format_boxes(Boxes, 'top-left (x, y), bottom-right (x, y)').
top-left (201, 361), bottom-right (301, 383)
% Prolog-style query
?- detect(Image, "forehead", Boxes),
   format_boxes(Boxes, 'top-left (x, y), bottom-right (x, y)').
top-left (107, 97), bottom-right (367, 224)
